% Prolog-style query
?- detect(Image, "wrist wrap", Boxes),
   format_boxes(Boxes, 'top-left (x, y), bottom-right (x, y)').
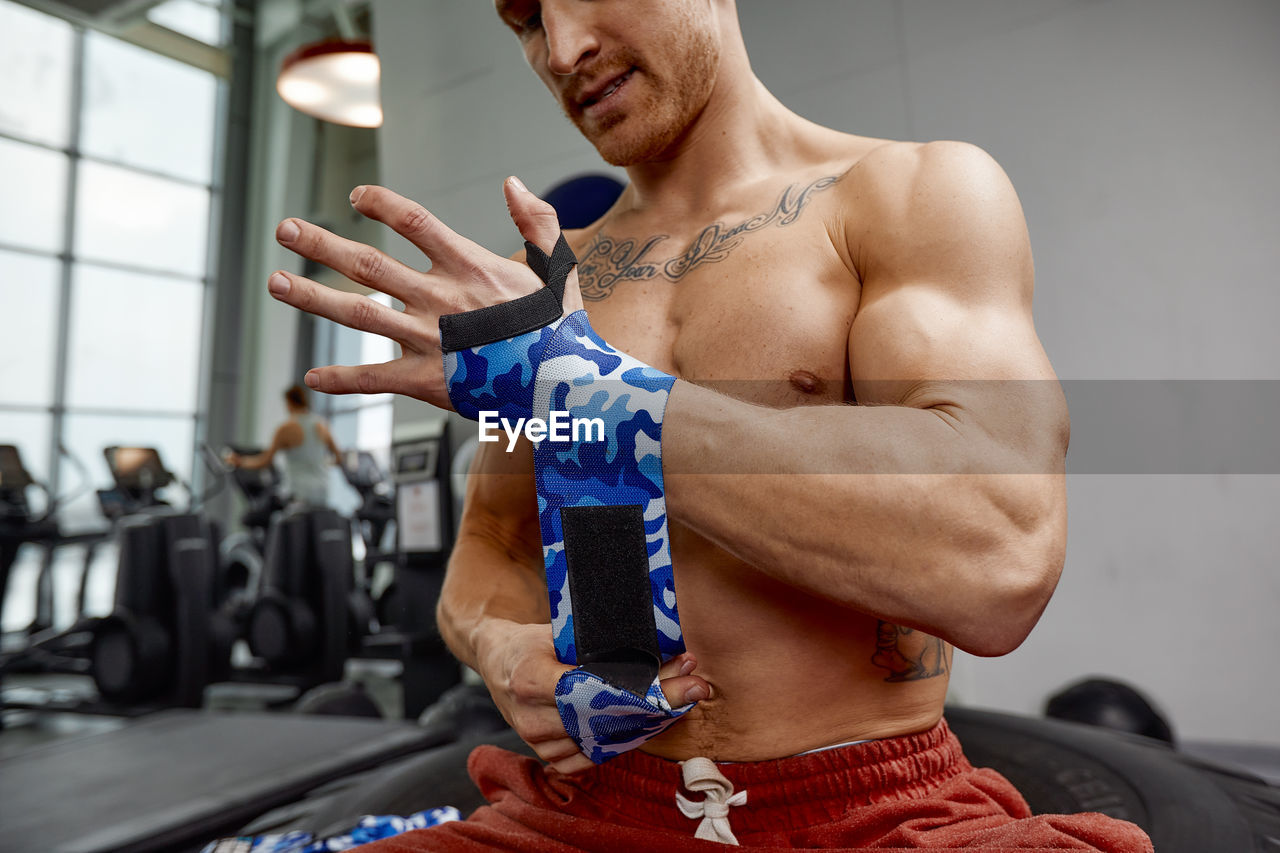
top-left (441, 235), bottom-right (691, 763)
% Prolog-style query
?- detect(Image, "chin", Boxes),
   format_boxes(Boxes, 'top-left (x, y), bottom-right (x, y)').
top-left (584, 116), bottom-right (685, 167)
top-left (594, 138), bottom-right (656, 167)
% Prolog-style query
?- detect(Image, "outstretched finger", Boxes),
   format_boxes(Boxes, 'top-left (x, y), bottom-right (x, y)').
top-left (275, 217), bottom-right (421, 305)
top-left (267, 270), bottom-right (432, 349)
top-left (349, 185), bottom-right (489, 273)
top-left (303, 357), bottom-right (440, 401)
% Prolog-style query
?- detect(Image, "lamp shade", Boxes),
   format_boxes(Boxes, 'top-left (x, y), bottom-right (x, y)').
top-left (277, 39), bottom-right (382, 128)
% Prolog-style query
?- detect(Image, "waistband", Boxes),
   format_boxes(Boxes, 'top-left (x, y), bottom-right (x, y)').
top-left (559, 717), bottom-right (970, 834)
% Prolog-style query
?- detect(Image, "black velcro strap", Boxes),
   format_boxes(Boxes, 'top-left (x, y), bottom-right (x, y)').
top-left (438, 287), bottom-right (562, 353)
top-left (437, 233), bottom-right (578, 353)
top-left (561, 504), bottom-right (661, 696)
top-left (524, 233), bottom-right (577, 302)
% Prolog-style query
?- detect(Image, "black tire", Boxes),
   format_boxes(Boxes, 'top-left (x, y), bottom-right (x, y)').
top-left (416, 683), bottom-right (508, 741)
top-left (946, 705), bottom-right (1279, 852)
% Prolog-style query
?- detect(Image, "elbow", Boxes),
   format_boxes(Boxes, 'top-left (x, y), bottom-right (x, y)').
top-left (958, 562), bottom-right (1058, 657)
top-left (953, 510), bottom-right (1066, 658)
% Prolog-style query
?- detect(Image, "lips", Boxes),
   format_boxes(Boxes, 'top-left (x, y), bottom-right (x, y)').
top-left (577, 68), bottom-right (635, 109)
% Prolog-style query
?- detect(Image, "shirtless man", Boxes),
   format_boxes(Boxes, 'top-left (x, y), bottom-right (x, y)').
top-left (265, 1), bottom-right (1151, 848)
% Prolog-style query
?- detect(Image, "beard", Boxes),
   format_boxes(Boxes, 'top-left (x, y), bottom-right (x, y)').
top-left (560, 19), bottom-right (721, 166)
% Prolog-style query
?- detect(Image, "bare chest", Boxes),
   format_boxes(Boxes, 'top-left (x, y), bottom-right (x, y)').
top-left (572, 198), bottom-right (860, 407)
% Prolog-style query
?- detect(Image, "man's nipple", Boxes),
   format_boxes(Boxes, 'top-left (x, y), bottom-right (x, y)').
top-left (788, 369), bottom-right (825, 395)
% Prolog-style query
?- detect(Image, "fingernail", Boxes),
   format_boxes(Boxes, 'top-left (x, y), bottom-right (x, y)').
top-left (349, 186), bottom-right (366, 205)
top-left (684, 684), bottom-right (708, 704)
top-left (507, 175), bottom-right (527, 193)
top-left (304, 371), bottom-right (319, 389)
top-left (277, 219), bottom-right (300, 243)
top-left (679, 658), bottom-right (696, 677)
top-left (268, 273), bottom-right (290, 297)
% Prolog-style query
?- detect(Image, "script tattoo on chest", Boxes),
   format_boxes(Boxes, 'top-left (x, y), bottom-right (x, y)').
top-left (576, 174), bottom-right (840, 301)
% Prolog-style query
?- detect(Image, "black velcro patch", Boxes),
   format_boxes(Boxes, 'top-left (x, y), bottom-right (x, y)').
top-left (561, 504), bottom-right (661, 696)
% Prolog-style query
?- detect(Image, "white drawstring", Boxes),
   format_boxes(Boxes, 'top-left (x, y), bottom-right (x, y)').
top-left (676, 757), bottom-right (748, 846)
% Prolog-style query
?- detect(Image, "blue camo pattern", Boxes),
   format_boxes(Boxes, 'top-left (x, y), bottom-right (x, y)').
top-left (443, 290), bottom-right (692, 763)
top-left (555, 667), bottom-right (692, 764)
top-left (200, 808), bottom-right (461, 852)
top-left (443, 320), bottom-right (566, 423)
top-left (531, 310), bottom-right (683, 665)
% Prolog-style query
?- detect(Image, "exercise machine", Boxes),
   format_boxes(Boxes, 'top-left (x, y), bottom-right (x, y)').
top-left (1, 444), bottom-right (107, 640)
top-left (207, 443), bottom-right (286, 616)
top-left (351, 418), bottom-right (459, 720)
top-left (0, 445), bottom-right (112, 722)
top-left (3, 446), bottom-right (232, 714)
top-left (243, 504), bottom-right (356, 689)
top-left (86, 447), bottom-right (234, 708)
top-left (0, 445), bottom-right (61, 639)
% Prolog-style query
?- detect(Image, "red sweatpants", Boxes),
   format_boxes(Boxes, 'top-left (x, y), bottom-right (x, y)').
top-left (356, 719), bottom-right (1153, 851)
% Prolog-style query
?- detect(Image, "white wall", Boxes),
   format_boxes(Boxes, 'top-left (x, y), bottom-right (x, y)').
top-left (371, 0), bottom-right (1280, 742)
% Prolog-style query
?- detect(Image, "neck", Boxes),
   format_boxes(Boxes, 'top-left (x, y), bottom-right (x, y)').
top-left (619, 46), bottom-right (809, 216)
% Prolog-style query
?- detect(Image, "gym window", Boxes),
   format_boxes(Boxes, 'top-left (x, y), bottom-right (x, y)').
top-left (0, 0), bottom-right (228, 628)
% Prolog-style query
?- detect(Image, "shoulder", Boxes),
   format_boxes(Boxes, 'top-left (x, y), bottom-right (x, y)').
top-left (837, 140), bottom-right (1030, 280)
top-left (839, 139), bottom-right (1017, 220)
top-left (276, 419), bottom-right (304, 446)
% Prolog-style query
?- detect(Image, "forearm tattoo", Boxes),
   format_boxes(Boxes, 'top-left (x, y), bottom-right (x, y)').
top-left (872, 621), bottom-right (952, 682)
top-left (577, 174), bottom-right (840, 301)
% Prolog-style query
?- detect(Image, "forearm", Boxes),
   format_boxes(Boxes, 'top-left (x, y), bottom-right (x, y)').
top-left (436, 523), bottom-right (548, 672)
top-left (662, 381), bottom-right (1065, 656)
top-left (236, 452), bottom-right (273, 470)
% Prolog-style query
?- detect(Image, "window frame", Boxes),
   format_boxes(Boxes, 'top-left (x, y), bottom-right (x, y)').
top-left (0, 0), bottom-right (232, 503)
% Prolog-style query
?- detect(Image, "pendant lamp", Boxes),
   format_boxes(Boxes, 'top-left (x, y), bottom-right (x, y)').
top-left (277, 39), bottom-right (382, 128)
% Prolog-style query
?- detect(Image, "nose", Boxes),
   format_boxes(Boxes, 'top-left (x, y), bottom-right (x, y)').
top-left (542, 4), bottom-right (600, 75)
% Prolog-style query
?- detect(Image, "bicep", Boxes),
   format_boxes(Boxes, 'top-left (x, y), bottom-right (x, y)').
top-left (848, 141), bottom-right (1067, 459)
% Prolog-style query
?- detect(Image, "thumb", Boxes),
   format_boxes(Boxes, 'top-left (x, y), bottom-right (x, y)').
top-left (660, 674), bottom-right (711, 709)
top-left (504, 175), bottom-right (563, 254)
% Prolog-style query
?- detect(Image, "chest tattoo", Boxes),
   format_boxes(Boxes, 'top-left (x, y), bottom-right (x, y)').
top-left (577, 174), bottom-right (840, 302)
